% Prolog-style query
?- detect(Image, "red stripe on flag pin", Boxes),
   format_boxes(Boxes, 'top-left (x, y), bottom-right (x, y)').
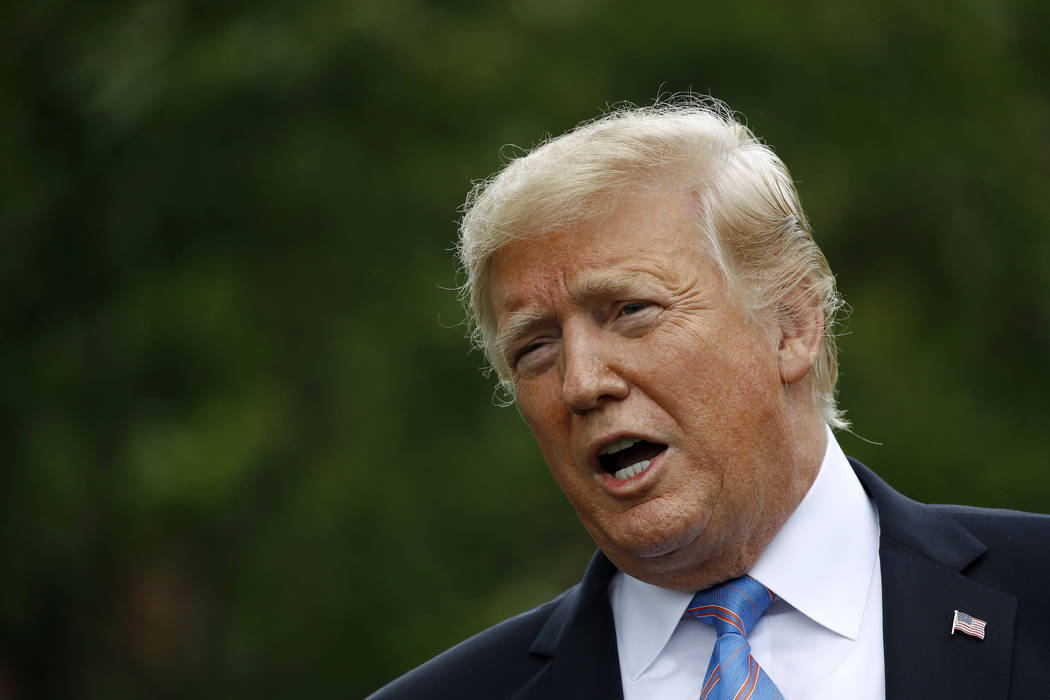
top-left (951, 609), bottom-right (986, 639)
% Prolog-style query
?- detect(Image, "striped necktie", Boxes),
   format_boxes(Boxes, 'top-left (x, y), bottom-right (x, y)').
top-left (685, 575), bottom-right (784, 700)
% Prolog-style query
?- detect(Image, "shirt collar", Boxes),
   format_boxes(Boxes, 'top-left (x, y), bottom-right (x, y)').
top-left (749, 426), bottom-right (879, 640)
top-left (609, 427), bottom-right (880, 681)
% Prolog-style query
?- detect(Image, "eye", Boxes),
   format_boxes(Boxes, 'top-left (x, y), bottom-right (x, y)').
top-left (507, 327), bottom-right (561, 375)
top-left (620, 301), bottom-right (650, 316)
top-left (513, 339), bottom-right (554, 370)
top-left (519, 341), bottom-right (545, 358)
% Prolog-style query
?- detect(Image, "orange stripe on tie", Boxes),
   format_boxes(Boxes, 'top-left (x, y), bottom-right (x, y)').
top-left (687, 605), bottom-right (746, 634)
top-left (723, 642), bottom-right (749, 666)
top-left (741, 658), bottom-right (760, 700)
top-left (726, 583), bottom-right (758, 620)
top-left (732, 657), bottom-right (758, 700)
top-left (700, 666), bottom-right (721, 700)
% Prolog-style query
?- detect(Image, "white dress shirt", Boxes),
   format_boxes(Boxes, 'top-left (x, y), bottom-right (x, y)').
top-left (609, 427), bottom-right (885, 700)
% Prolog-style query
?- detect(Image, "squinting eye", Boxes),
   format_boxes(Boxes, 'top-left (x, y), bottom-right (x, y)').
top-left (520, 342), bottom-right (543, 357)
top-left (621, 301), bottom-right (649, 316)
top-left (515, 341), bottom-right (548, 367)
top-left (512, 339), bottom-right (557, 373)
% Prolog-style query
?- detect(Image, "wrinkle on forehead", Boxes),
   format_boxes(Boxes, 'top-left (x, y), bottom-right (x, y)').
top-left (493, 240), bottom-right (706, 313)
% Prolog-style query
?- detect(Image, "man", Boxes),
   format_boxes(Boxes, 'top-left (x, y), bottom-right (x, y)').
top-left (370, 98), bottom-right (1050, 698)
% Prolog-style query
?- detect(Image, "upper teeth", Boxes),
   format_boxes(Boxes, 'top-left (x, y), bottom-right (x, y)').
top-left (600, 436), bottom-right (642, 456)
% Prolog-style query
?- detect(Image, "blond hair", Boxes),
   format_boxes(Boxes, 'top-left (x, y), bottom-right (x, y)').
top-left (458, 96), bottom-right (848, 428)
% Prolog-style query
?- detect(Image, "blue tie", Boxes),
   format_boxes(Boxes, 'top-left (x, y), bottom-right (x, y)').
top-left (685, 575), bottom-right (784, 700)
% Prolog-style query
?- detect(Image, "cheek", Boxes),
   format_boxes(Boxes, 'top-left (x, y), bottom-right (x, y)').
top-left (517, 382), bottom-right (571, 452)
top-left (517, 380), bottom-right (550, 419)
top-left (516, 388), bottom-right (593, 497)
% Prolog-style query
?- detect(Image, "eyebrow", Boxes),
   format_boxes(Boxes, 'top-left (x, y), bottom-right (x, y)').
top-left (571, 270), bottom-right (660, 301)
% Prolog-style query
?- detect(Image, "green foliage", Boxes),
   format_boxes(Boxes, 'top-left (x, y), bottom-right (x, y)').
top-left (2, 0), bottom-right (1049, 697)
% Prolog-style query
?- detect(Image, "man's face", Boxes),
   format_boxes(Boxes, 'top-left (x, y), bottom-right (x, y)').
top-left (487, 189), bottom-right (817, 589)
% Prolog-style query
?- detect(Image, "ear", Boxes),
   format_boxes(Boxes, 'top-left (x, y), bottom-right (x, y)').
top-left (777, 280), bottom-right (824, 386)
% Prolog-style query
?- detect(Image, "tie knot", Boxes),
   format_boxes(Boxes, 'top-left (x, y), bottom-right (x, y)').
top-left (685, 575), bottom-right (775, 637)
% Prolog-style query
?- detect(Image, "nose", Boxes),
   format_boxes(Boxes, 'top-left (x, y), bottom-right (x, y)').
top-left (560, 326), bottom-right (630, 414)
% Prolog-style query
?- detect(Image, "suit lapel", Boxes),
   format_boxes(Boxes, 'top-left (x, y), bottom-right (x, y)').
top-left (853, 460), bottom-right (1017, 700)
top-left (512, 552), bottom-right (624, 700)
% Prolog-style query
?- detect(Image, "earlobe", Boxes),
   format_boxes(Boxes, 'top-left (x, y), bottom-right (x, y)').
top-left (777, 284), bottom-right (824, 386)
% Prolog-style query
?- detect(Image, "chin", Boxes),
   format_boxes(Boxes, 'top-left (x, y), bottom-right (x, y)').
top-left (596, 505), bottom-right (711, 563)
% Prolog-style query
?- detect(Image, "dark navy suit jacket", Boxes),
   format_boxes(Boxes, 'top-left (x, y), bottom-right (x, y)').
top-left (370, 461), bottom-right (1050, 699)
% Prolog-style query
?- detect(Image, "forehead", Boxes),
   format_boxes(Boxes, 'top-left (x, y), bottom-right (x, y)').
top-left (487, 190), bottom-right (705, 314)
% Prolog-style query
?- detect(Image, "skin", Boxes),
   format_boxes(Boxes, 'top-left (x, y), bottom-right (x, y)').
top-left (487, 188), bottom-right (828, 591)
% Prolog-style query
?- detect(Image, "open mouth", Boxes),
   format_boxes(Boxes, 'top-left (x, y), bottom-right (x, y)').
top-left (598, 437), bottom-right (668, 481)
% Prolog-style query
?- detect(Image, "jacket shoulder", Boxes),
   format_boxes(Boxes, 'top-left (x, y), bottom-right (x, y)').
top-left (933, 503), bottom-right (1050, 555)
top-left (367, 585), bottom-right (578, 699)
top-left (933, 503), bottom-right (1050, 577)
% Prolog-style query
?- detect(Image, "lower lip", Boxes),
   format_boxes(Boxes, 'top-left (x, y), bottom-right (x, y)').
top-left (597, 448), bottom-right (668, 495)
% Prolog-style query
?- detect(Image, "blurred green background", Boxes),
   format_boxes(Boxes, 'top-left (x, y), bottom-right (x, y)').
top-left (3, 0), bottom-right (1049, 697)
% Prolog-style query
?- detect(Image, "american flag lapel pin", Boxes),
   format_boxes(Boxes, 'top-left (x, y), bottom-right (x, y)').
top-left (951, 609), bottom-right (987, 640)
